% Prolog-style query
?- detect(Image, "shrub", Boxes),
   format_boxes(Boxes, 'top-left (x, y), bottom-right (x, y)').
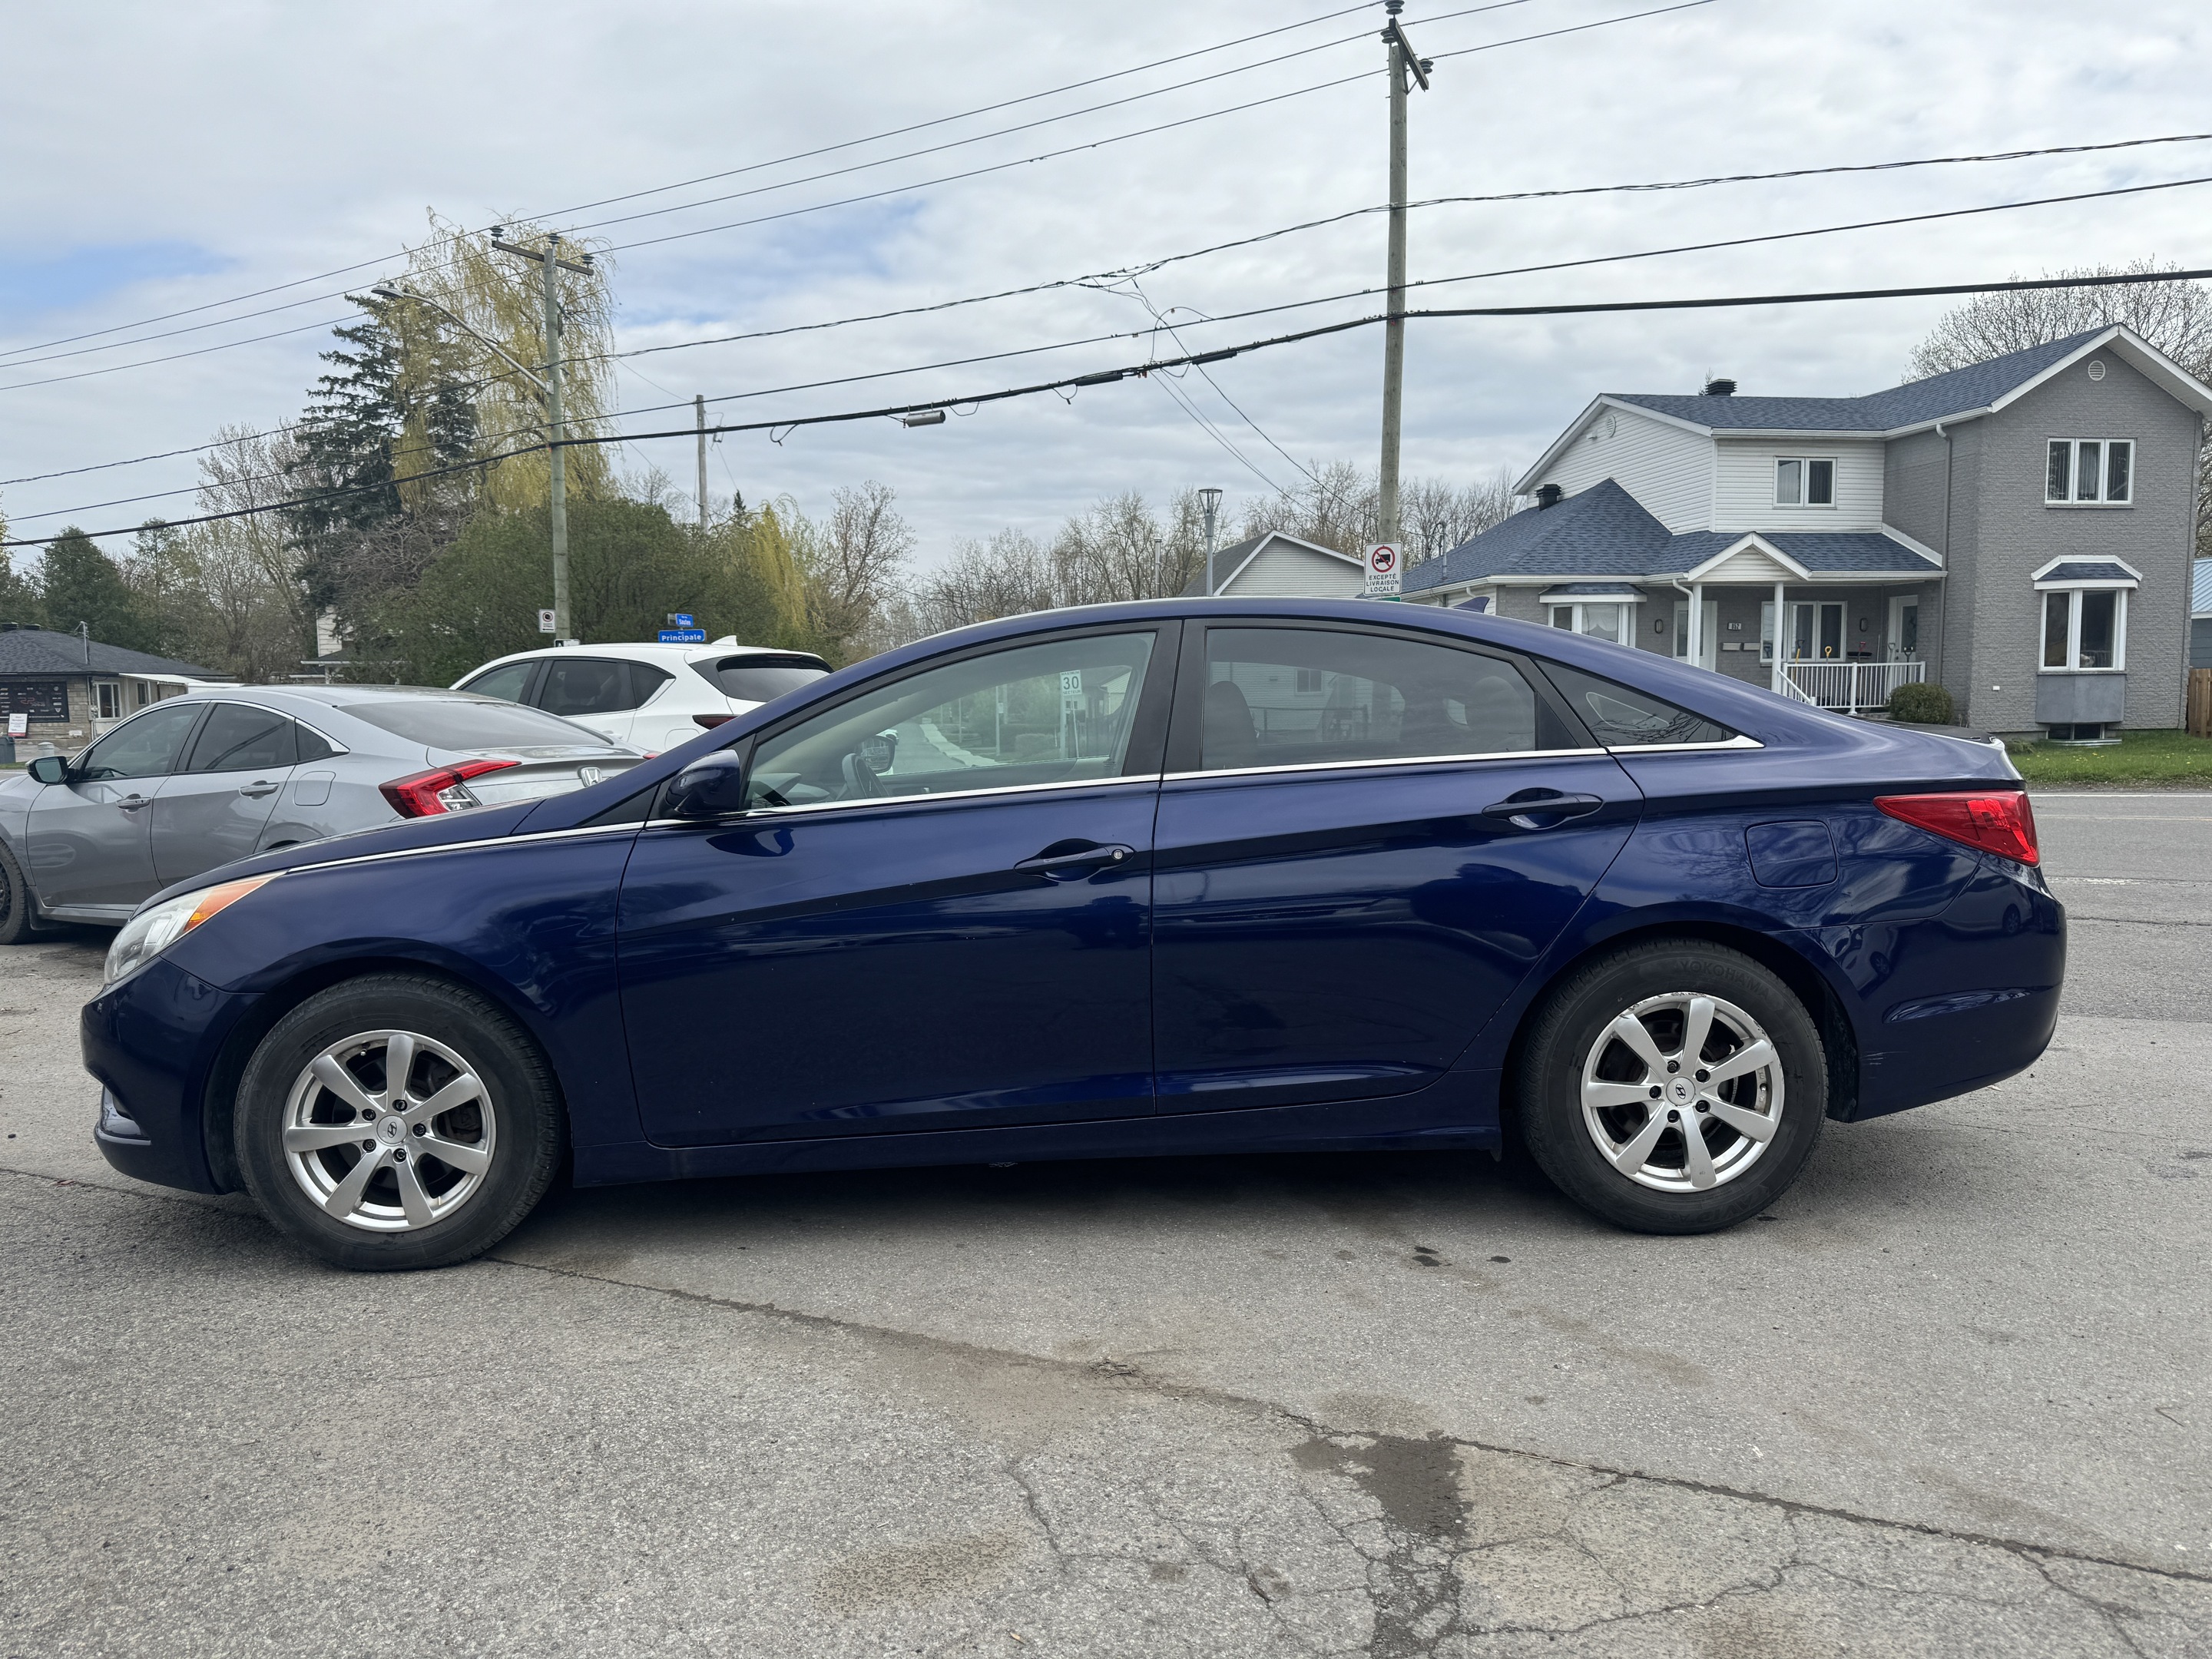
top-left (1888, 680), bottom-right (1955, 724)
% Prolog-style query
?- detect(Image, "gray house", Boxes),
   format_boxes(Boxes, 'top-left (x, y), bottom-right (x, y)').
top-left (1404, 325), bottom-right (2212, 738)
top-left (0, 626), bottom-right (228, 758)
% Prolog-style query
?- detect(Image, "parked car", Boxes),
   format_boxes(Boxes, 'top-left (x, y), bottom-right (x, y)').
top-left (81, 598), bottom-right (2061, 1269)
top-left (0, 684), bottom-right (644, 939)
top-left (452, 639), bottom-right (832, 753)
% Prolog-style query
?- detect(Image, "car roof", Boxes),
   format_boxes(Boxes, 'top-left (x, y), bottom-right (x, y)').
top-left (464, 641), bottom-right (820, 674)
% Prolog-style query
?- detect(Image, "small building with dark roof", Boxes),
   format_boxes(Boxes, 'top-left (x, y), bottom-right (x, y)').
top-left (1180, 531), bottom-right (1369, 599)
top-left (0, 625), bottom-right (230, 758)
top-left (1403, 323), bottom-right (2212, 738)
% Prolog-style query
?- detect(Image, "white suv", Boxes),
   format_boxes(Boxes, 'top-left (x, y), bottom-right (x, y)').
top-left (453, 640), bottom-right (832, 753)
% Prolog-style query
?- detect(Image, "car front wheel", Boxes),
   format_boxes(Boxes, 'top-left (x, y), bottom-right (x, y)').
top-left (1515, 940), bottom-right (1826, 1233)
top-left (233, 974), bottom-right (566, 1270)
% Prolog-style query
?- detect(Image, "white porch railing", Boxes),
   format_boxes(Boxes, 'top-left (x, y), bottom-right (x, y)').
top-left (1780, 659), bottom-right (1927, 713)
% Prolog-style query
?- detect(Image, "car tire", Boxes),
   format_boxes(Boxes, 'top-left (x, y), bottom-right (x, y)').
top-left (1514, 939), bottom-right (1825, 1234)
top-left (0, 839), bottom-right (36, 946)
top-left (233, 973), bottom-right (566, 1271)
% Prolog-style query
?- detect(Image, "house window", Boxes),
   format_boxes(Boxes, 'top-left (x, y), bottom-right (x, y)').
top-left (1548, 602), bottom-right (1633, 644)
top-left (2045, 439), bottom-right (2132, 504)
top-left (1775, 458), bottom-right (1836, 507)
top-left (2038, 588), bottom-right (2125, 671)
top-left (94, 681), bottom-right (123, 720)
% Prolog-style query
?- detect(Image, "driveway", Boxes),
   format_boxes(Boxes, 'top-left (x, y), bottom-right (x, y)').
top-left (1, 790), bottom-right (2205, 1656)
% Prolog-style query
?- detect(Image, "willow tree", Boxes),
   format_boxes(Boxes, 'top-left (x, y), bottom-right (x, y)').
top-left (389, 213), bottom-right (618, 512)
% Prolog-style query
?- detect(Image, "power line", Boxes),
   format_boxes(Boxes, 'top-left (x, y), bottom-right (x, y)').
top-left (12, 263), bottom-right (2207, 551)
top-left (15, 163), bottom-right (2212, 512)
top-left (0, 2), bottom-right (1394, 366)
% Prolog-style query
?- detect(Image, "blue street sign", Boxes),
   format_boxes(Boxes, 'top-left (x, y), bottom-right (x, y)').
top-left (667, 613), bottom-right (695, 627)
top-left (658, 629), bottom-right (707, 644)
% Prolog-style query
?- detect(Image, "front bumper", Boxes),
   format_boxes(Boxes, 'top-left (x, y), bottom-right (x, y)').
top-left (82, 956), bottom-right (260, 1194)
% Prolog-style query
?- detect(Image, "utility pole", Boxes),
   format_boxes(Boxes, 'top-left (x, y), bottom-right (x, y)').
top-left (490, 230), bottom-right (593, 642)
top-left (696, 395), bottom-right (709, 529)
top-left (1377, 2), bottom-right (1431, 549)
top-left (1199, 487), bottom-right (1223, 595)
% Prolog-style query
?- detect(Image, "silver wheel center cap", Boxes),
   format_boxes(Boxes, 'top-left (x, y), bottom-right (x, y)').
top-left (376, 1115), bottom-right (407, 1145)
top-left (1666, 1078), bottom-right (1696, 1107)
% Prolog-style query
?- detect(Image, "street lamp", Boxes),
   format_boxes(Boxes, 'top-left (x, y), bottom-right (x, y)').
top-left (1198, 487), bottom-right (1224, 596)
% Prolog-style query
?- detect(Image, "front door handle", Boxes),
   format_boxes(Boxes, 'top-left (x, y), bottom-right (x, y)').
top-left (1016, 842), bottom-right (1136, 876)
top-left (1482, 791), bottom-right (1604, 830)
top-left (238, 781), bottom-right (279, 798)
top-left (116, 794), bottom-right (151, 813)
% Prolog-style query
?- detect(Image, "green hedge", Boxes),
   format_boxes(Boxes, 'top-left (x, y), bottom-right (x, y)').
top-left (1888, 680), bottom-right (1955, 724)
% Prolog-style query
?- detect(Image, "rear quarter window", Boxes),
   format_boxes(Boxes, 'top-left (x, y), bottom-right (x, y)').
top-left (343, 698), bottom-right (620, 750)
top-left (1540, 663), bottom-right (1737, 747)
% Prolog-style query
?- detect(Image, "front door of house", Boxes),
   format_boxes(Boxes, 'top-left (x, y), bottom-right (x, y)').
top-left (1886, 597), bottom-right (1920, 661)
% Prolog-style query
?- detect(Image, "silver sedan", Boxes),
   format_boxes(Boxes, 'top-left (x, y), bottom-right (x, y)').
top-left (0, 684), bottom-right (644, 942)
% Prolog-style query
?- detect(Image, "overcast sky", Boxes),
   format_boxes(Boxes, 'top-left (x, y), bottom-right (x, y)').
top-left (2, 0), bottom-right (2205, 573)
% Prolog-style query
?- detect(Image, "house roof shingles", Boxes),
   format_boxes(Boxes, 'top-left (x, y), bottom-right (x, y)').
top-left (1610, 327), bottom-right (2108, 435)
top-left (0, 630), bottom-right (220, 680)
top-left (1402, 480), bottom-right (1940, 593)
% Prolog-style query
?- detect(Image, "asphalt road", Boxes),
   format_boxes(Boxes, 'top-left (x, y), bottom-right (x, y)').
top-left (2, 791), bottom-right (2207, 1657)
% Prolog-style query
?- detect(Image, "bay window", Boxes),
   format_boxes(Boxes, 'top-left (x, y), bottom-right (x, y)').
top-left (2032, 560), bottom-right (2136, 672)
top-left (2045, 439), bottom-right (2132, 504)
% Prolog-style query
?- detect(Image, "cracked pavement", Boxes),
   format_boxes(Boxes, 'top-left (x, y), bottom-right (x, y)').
top-left (2, 791), bottom-right (2207, 1656)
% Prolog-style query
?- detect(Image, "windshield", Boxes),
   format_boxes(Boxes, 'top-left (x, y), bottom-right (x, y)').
top-left (343, 697), bottom-right (621, 751)
top-left (694, 655), bottom-right (830, 702)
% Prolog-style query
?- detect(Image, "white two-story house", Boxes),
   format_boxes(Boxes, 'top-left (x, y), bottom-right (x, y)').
top-left (1402, 325), bottom-right (2212, 738)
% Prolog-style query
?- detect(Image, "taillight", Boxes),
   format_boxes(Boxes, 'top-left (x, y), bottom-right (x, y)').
top-left (379, 758), bottom-right (520, 819)
top-left (693, 714), bottom-right (735, 730)
top-left (1876, 790), bottom-right (2039, 866)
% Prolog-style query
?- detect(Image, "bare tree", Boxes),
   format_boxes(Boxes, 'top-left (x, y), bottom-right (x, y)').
top-left (1401, 468), bottom-right (1518, 562)
top-left (1237, 462), bottom-right (1517, 561)
top-left (192, 426), bottom-right (320, 671)
top-left (909, 528), bottom-right (1063, 636)
top-left (1053, 489), bottom-right (1208, 601)
top-left (797, 481), bottom-right (915, 655)
top-left (1906, 261), bottom-right (2212, 555)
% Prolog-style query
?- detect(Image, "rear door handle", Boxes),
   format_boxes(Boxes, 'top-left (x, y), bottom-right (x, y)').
top-left (1016, 843), bottom-right (1136, 876)
top-left (238, 782), bottom-right (279, 798)
top-left (1482, 792), bottom-right (1604, 830)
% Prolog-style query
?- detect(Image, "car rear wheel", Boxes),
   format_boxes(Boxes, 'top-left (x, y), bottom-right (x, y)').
top-left (233, 974), bottom-right (565, 1270)
top-left (1515, 940), bottom-right (1826, 1233)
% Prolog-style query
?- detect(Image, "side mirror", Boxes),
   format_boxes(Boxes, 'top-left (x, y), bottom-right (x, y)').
top-left (664, 751), bottom-right (749, 820)
top-left (26, 757), bottom-right (69, 786)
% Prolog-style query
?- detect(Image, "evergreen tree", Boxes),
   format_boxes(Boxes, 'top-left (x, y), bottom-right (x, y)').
top-left (38, 528), bottom-right (154, 651)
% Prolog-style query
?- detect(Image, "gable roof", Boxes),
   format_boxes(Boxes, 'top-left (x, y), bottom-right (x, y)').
top-left (1177, 530), bottom-right (1363, 597)
top-left (0, 629), bottom-right (223, 680)
top-left (1520, 324), bottom-right (2212, 490)
top-left (1402, 478), bottom-right (1940, 591)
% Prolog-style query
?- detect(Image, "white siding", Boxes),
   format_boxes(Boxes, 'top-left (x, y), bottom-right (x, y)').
top-left (1713, 438), bottom-right (1885, 531)
top-left (1538, 406), bottom-right (1714, 531)
top-left (1695, 546), bottom-right (1796, 584)
top-left (1225, 538), bottom-right (1366, 598)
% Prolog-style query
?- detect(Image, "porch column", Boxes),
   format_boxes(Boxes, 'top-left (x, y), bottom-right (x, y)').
top-left (1690, 581), bottom-right (1704, 668)
top-left (1770, 579), bottom-right (1785, 694)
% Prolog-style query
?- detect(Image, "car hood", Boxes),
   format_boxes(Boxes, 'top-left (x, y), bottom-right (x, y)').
top-left (137, 800), bottom-right (543, 912)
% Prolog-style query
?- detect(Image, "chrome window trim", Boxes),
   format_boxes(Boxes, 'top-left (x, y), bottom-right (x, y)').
top-left (1161, 747), bottom-right (1608, 784)
top-left (1601, 734), bottom-right (1764, 754)
top-left (648, 770), bottom-right (1166, 828)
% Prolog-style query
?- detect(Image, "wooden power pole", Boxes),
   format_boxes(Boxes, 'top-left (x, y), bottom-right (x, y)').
top-left (1376, 2), bottom-right (1431, 549)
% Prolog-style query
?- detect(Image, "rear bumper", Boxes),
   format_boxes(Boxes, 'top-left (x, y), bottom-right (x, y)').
top-left (1818, 860), bottom-right (2065, 1122)
top-left (81, 957), bottom-right (260, 1195)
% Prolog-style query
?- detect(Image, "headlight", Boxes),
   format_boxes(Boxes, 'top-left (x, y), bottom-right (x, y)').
top-left (105, 875), bottom-right (277, 985)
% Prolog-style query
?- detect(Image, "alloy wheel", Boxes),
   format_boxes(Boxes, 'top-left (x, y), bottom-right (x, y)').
top-left (280, 1028), bottom-right (498, 1231)
top-left (1578, 992), bottom-right (1783, 1193)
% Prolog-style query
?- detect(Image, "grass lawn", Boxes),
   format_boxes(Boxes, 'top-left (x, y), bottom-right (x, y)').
top-left (2004, 727), bottom-right (2212, 786)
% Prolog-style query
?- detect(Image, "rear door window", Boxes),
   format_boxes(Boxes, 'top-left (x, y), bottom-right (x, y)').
top-left (630, 664), bottom-right (674, 705)
top-left (536, 657), bottom-right (637, 717)
top-left (182, 702), bottom-right (296, 772)
top-left (1196, 627), bottom-right (1555, 771)
top-left (345, 698), bottom-right (618, 750)
top-left (695, 654), bottom-right (831, 701)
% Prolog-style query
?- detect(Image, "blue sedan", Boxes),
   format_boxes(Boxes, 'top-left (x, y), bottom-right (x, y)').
top-left (82, 599), bottom-right (2061, 1270)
